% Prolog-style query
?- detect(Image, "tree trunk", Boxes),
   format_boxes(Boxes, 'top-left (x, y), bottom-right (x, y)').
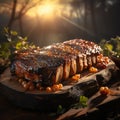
top-left (84, 0), bottom-right (88, 28)
top-left (19, 17), bottom-right (23, 36)
top-left (7, 0), bottom-right (17, 30)
top-left (89, 0), bottom-right (97, 35)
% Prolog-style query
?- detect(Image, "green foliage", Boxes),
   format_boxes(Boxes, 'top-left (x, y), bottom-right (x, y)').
top-left (49, 96), bottom-right (88, 117)
top-left (0, 27), bottom-right (35, 60)
top-left (0, 42), bottom-right (11, 60)
top-left (71, 95), bottom-right (88, 109)
top-left (0, 27), bottom-right (37, 73)
top-left (99, 36), bottom-right (120, 58)
top-left (49, 105), bottom-right (66, 116)
top-left (56, 105), bottom-right (66, 115)
top-left (79, 95), bottom-right (88, 108)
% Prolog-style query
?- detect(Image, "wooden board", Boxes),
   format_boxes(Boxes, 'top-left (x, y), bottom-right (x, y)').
top-left (57, 85), bottom-right (120, 120)
top-left (0, 61), bottom-right (118, 111)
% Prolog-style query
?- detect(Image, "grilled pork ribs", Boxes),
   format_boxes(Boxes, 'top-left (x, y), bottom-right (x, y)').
top-left (11, 39), bottom-right (102, 86)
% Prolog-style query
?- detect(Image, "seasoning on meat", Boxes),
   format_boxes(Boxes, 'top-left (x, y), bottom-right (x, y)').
top-left (11, 39), bottom-right (107, 88)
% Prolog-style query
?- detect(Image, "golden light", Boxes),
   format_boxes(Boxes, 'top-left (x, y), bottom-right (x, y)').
top-left (38, 3), bottom-right (55, 16)
top-left (27, 1), bottom-right (59, 19)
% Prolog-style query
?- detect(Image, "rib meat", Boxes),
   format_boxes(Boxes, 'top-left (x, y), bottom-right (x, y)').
top-left (11, 39), bottom-right (102, 86)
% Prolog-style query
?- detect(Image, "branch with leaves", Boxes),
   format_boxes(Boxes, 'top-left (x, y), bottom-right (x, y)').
top-left (7, 0), bottom-right (43, 34)
top-left (99, 36), bottom-right (120, 58)
top-left (0, 28), bottom-right (36, 72)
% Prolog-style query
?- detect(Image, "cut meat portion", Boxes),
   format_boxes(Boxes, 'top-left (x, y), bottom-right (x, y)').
top-left (70, 58), bottom-right (77, 76)
top-left (11, 54), bottom-right (64, 86)
top-left (76, 55), bottom-right (84, 72)
top-left (41, 43), bottom-right (78, 78)
top-left (40, 47), bottom-right (71, 80)
top-left (11, 39), bottom-right (102, 86)
top-left (63, 39), bottom-right (102, 71)
top-left (87, 55), bottom-right (92, 67)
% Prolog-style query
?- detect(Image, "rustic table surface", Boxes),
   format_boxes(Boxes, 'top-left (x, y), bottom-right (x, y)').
top-left (0, 68), bottom-right (120, 120)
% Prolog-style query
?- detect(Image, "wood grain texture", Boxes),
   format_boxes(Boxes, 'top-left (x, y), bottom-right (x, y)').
top-left (0, 61), bottom-right (118, 112)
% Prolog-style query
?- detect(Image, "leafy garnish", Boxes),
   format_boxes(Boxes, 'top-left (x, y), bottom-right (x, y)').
top-left (56, 105), bottom-right (66, 115)
top-left (99, 36), bottom-right (120, 58)
top-left (0, 27), bottom-right (36, 71)
top-left (0, 27), bottom-right (35, 58)
top-left (71, 96), bottom-right (88, 109)
top-left (49, 105), bottom-right (66, 116)
top-left (49, 95), bottom-right (88, 117)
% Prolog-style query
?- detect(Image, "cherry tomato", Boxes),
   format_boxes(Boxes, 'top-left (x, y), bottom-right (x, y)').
top-left (89, 66), bottom-right (98, 73)
top-left (99, 86), bottom-right (110, 95)
top-left (46, 87), bottom-right (52, 92)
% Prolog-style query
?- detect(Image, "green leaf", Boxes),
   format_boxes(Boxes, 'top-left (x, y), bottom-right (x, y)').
top-left (23, 36), bottom-right (28, 41)
top-left (1, 28), bottom-right (38, 63)
top-left (4, 27), bottom-right (9, 34)
top-left (99, 36), bottom-right (120, 58)
top-left (71, 95), bottom-right (88, 109)
top-left (105, 43), bottom-right (113, 51)
top-left (79, 96), bottom-right (88, 108)
top-left (15, 42), bottom-right (22, 50)
top-left (0, 48), bottom-right (11, 59)
top-left (10, 30), bottom-right (18, 36)
top-left (56, 105), bottom-right (66, 115)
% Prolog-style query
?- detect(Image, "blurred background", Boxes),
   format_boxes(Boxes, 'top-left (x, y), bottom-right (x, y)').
top-left (0, 0), bottom-right (120, 47)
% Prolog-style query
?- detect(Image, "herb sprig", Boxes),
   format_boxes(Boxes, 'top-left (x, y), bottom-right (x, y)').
top-left (99, 36), bottom-right (120, 58)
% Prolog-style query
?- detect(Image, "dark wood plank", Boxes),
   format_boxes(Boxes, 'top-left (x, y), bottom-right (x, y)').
top-left (56, 70), bottom-right (120, 120)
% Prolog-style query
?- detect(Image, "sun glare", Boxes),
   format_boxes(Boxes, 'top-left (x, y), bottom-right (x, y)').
top-left (38, 4), bottom-right (55, 15)
top-left (27, 1), bottom-right (59, 19)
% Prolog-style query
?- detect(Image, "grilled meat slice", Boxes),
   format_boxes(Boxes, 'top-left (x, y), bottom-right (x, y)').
top-left (76, 55), bottom-right (84, 72)
top-left (11, 54), bottom-right (64, 86)
top-left (39, 49), bottom-right (71, 80)
top-left (41, 43), bottom-right (78, 78)
top-left (63, 39), bottom-right (102, 71)
top-left (11, 39), bottom-right (102, 86)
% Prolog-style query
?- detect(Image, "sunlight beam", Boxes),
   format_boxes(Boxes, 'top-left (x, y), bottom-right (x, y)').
top-left (27, 1), bottom-right (59, 19)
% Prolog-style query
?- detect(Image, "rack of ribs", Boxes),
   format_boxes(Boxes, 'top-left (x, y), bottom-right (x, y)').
top-left (10, 39), bottom-right (103, 86)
